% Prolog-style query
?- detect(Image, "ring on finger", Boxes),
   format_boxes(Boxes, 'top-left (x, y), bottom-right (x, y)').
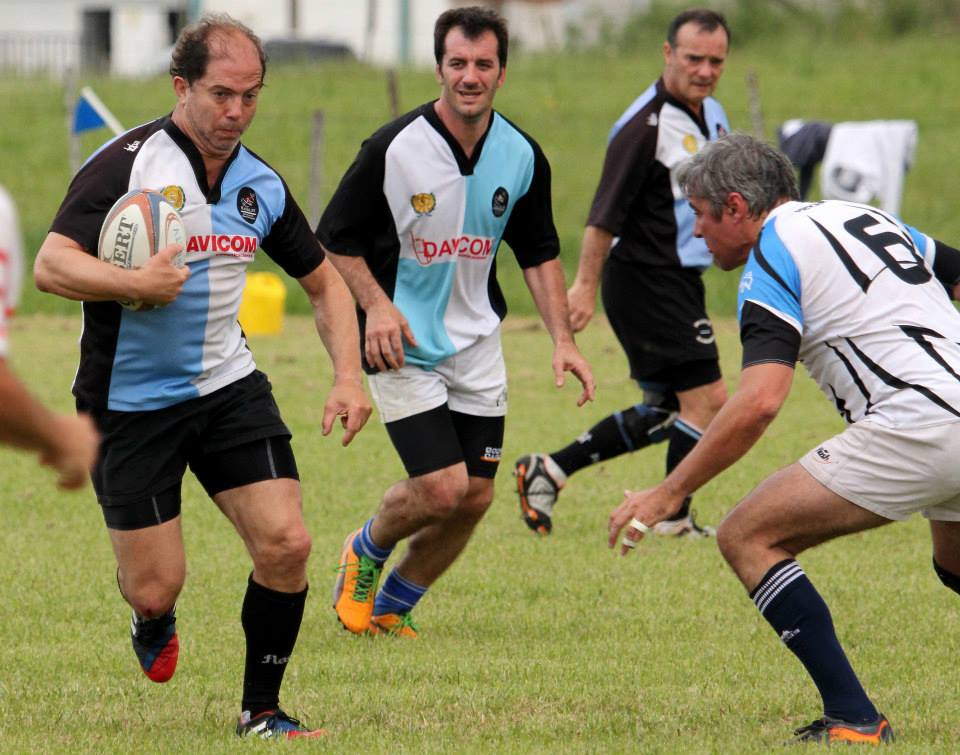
top-left (628, 517), bottom-right (650, 534)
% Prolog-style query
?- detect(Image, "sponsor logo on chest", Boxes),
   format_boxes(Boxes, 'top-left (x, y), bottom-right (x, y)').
top-left (186, 234), bottom-right (258, 258)
top-left (409, 232), bottom-right (494, 266)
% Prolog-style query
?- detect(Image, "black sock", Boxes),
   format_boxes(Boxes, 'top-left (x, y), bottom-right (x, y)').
top-left (241, 574), bottom-right (308, 715)
top-left (664, 420), bottom-right (701, 520)
top-left (933, 558), bottom-right (960, 596)
top-left (751, 560), bottom-right (879, 723)
top-left (551, 404), bottom-right (674, 476)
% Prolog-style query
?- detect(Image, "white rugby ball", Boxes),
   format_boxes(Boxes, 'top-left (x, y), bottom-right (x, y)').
top-left (97, 188), bottom-right (186, 311)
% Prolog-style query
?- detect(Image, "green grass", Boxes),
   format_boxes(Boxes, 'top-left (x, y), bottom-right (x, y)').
top-left (4, 30), bottom-right (960, 317)
top-left (1, 313), bottom-right (957, 752)
top-left (4, 22), bottom-right (960, 750)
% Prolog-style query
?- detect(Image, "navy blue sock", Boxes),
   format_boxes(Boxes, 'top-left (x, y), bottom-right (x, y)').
top-left (664, 420), bottom-right (700, 520)
top-left (352, 518), bottom-right (393, 567)
top-left (751, 559), bottom-right (878, 723)
top-left (373, 569), bottom-right (427, 616)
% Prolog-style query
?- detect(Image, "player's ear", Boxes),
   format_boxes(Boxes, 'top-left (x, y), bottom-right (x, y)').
top-left (172, 75), bottom-right (189, 101)
top-left (727, 193), bottom-right (748, 219)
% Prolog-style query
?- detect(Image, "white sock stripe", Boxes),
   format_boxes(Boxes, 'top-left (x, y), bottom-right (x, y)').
top-left (357, 540), bottom-right (380, 561)
top-left (753, 562), bottom-right (805, 614)
top-left (756, 571), bottom-right (805, 615)
top-left (358, 521), bottom-right (391, 561)
top-left (754, 565), bottom-right (804, 611)
top-left (753, 562), bottom-right (803, 604)
top-left (378, 587), bottom-right (416, 610)
top-left (389, 571), bottom-right (427, 594)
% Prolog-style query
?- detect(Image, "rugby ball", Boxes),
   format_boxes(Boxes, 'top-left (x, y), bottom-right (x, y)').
top-left (97, 189), bottom-right (186, 310)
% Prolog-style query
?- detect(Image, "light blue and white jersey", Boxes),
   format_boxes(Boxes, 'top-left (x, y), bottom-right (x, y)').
top-left (589, 78), bottom-right (730, 270)
top-left (738, 200), bottom-right (960, 427)
top-left (318, 102), bottom-right (559, 371)
top-left (52, 117), bottom-right (323, 411)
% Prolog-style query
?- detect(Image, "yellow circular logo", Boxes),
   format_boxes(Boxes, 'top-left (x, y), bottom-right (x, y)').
top-left (411, 192), bottom-right (436, 216)
top-left (683, 134), bottom-right (699, 154)
top-left (161, 185), bottom-right (186, 211)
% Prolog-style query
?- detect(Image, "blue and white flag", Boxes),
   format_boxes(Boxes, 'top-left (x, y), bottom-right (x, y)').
top-left (71, 86), bottom-right (123, 136)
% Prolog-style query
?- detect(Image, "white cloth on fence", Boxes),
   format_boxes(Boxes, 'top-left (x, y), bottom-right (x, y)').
top-left (820, 120), bottom-right (918, 216)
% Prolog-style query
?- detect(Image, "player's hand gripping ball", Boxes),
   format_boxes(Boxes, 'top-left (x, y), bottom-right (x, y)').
top-left (98, 189), bottom-right (186, 310)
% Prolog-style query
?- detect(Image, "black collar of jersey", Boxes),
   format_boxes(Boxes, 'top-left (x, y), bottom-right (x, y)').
top-left (162, 115), bottom-right (243, 203)
top-left (422, 101), bottom-right (493, 177)
top-left (656, 78), bottom-right (710, 139)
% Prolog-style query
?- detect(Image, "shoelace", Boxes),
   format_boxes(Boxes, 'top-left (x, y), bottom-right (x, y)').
top-left (393, 613), bottom-right (418, 635)
top-left (335, 556), bottom-right (380, 602)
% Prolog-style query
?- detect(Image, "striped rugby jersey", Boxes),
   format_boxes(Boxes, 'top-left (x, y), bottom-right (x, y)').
top-left (317, 102), bottom-right (559, 372)
top-left (51, 117), bottom-right (322, 411)
top-left (588, 77), bottom-right (730, 270)
top-left (739, 200), bottom-right (960, 428)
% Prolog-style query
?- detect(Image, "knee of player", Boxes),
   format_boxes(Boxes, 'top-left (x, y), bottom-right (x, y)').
top-left (933, 558), bottom-right (960, 596)
top-left (715, 517), bottom-right (744, 564)
top-left (412, 469), bottom-right (469, 518)
top-left (253, 525), bottom-right (313, 572)
top-left (458, 484), bottom-right (495, 520)
top-left (126, 580), bottom-right (182, 618)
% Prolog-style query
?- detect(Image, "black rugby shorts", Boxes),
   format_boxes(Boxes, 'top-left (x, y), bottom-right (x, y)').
top-left (601, 256), bottom-right (721, 389)
top-left (80, 370), bottom-right (298, 530)
top-left (385, 403), bottom-right (505, 479)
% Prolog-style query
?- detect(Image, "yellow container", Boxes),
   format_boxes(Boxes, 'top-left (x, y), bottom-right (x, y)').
top-left (239, 272), bottom-right (286, 336)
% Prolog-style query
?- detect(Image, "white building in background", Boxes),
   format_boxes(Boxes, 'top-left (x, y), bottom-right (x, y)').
top-left (0, 0), bottom-right (650, 76)
top-left (201, 0), bottom-right (652, 67)
top-left (0, 0), bottom-right (184, 76)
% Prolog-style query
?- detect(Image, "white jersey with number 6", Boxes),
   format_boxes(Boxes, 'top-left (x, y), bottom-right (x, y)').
top-left (739, 200), bottom-right (960, 428)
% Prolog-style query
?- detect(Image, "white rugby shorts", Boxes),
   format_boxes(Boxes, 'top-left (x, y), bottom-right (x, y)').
top-left (367, 327), bottom-right (507, 423)
top-left (799, 419), bottom-right (960, 521)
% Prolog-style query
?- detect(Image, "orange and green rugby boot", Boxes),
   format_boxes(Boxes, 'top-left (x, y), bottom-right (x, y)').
top-left (368, 612), bottom-right (418, 639)
top-left (332, 528), bottom-right (382, 633)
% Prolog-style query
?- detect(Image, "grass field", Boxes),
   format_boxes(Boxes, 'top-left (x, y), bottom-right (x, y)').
top-left (3, 28), bottom-right (960, 318)
top-left (3, 14), bottom-right (960, 751)
top-left (1, 313), bottom-right (958, 753)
